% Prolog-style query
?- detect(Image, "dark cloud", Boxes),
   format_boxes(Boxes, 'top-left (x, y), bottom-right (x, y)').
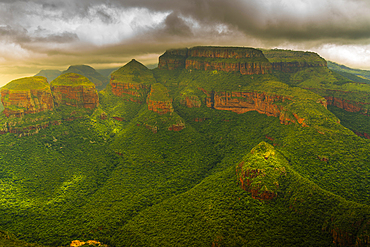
top-left (2, 0), bottom-right (370, 87)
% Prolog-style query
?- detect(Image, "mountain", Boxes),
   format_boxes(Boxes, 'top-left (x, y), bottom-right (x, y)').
top-left (34, 70), bottom-right (62, 82)
top-left (0, 46), bottom-right (370, 246)
top-left (61, 65), bottom-right (109, 91)
top-left (328, 61), bottom-right (370, 83)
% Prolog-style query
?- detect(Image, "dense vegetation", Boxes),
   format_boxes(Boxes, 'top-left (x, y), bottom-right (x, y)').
top-left (0, 47), bottom-right (370, 246)
top-left (328, 61), bottom-right (370, 82)
top-left (51, 73), bottom-right (95, 87)
top-left (2, 76), bottom-right (49, 91)
top-left (61, 65), bottom-right (109, 91)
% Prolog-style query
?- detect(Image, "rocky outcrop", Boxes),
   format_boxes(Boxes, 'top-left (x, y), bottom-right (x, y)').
top-left (236, 142), bottom-right (287, 201)
top-left (147, 83), bottom-right (173, 115)
top-left (179, 95), bottom-right (201, 108)
top-left (109, 59), bottom-right (155, 103)
top-left (325, 96), bottom-right (369, 115)
top-left (168, 122), bottom-right (185, 131)
top-left (110, 82), bottom-right (149, 103)
top-left (50, 73), bottom-right (99, 109)
top-left (70, 240), bottom-right (107, 247)
top-left (159, 47), bottom-right (272, 75)
top-left (200, 88), bottom-right (308, 126)
top-left (1, 77), bottom-right (54, 118)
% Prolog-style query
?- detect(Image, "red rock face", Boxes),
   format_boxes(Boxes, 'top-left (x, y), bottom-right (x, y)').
top-left (51, 85), bottom-right (99, 109)
top-left (180, 95), bottom-right (201, 108)
top-left (168, 122), bottom-right (185, 131)
top-left (236, 162), bottom-right (278, 201)
top-left (185, 59), bottom-right (271, 75)
top-left (146, 87), bottom-right (174, 115)
top-left (200, 89), bottom-right (308, 126)
top-left (110, 82), bottom-right (149, 103)
top-left (325, 96), bottom-right (369, 115)
top-left (159, 47), bottom-right (272, 75)
top-left (270, 61), bottom-right (327, 73)
top-left (1, 89), bottom-right (54, 117)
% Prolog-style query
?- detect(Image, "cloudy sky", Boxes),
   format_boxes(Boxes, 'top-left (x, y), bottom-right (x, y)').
top-left (1, 0), bottom-right (370, 86)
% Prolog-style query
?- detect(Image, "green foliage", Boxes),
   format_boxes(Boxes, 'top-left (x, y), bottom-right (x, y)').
top-left (62, 65), bottom-right (109, 90)
top-left (2, 76), bottom-right (49, 91)
top-left (110, 59), bottom-right (156, 85)
top-left (328, 61), bottom-right (370, 82)
top-left (51, 73), bottom-right (95, 87)
top-left (1, 47), bottom-right (370, 247)
top-left (263, 49), bottom-right (326, 64)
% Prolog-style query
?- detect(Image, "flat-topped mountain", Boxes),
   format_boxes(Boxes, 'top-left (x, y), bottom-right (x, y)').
top-left (159, 46), bottom-right (272, 74)
top-left (0, 76), bottom-right (54, 117)
top-left (51, 73), bottom-right (99, 109)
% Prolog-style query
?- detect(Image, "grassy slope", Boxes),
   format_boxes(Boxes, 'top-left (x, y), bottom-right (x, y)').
top-left (2, 76), bottom-right (49, 91)
top-left (62, 65), bottom-right (109, 91)
top-left (328, 61), bottom-right (370, 82)
top-left (110, 59), bottom-right (156, 85)
top-left (51, 73), bottom-right (95, 87)
top-left (0, 61), bottom-right (370, 246)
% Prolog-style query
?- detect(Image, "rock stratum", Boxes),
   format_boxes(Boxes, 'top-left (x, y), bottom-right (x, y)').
top-left (51, 73), bottom-right (99, 109)
top-left (199, 88), bottom-right (309, 127)
top-left (159, 46), bottom-right (272, 75)
top-left (0, 77), bottom-right (54, 118)
top-left (147, 83), bottom-right (174, 115)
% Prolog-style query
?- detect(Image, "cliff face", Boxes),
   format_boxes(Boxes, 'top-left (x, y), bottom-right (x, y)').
top-left (110, 82), bottom-right (149, 103)
top-left (1, 77), bottom-right (54, 118)
top-left (159, 47), bottom-right (272, 75)
top-left (51, 85), bottom-right (99, 109)
top-left (147, 84), bottom-right (173, 115)
top-left (200, 88), bottom-right (308, 126)
top-left (110, 59), bottom-right (155, 102)
top-left (325, 96), bottom-right (369, 115)
top-left (50, 73), bottom-right (99, 109)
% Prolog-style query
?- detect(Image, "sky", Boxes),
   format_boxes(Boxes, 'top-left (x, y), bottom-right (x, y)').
top-left (1, 0), bottom-right (370, 86)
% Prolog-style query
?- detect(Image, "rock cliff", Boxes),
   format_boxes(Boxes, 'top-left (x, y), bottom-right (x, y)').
top-left (199, 88), bottom-right (308, 126)
top-left (1, 77), bottom-right (54, 117)
top-left (325, 96), bottom-right (369, 115)
top-left (147, 83), bottom-right (173, 115)
top-left (51, 73), bottom-right (99, 109)
top-left (159, 47), bottom-right (272, 75)
top-left (109, 59), bottom-right (155, 103)
top-left (263, 49), bottom-right (327, 73)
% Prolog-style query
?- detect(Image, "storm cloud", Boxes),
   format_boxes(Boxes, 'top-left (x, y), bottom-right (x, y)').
top-left (1, 0), bottom-right (370, 86)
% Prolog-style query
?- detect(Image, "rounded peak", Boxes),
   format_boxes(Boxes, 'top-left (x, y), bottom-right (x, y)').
top-left (110, 59), bottom-right (156, 85)
top-left (51, 73), bottom-right (95, 87)
top-left (2, 76), bottom-right (49, 91)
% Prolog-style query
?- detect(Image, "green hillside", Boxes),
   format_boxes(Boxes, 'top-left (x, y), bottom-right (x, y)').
top-left (34, 70), bottom-right (62, 82)
top-left (62, 65), bottom-right (109, 91)
top-left (2, 76), bottom-right (49, 91)
top-left (328, 61), bottom-right (370, 83)
top-left (0, 47), bottom-right (370, 246)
